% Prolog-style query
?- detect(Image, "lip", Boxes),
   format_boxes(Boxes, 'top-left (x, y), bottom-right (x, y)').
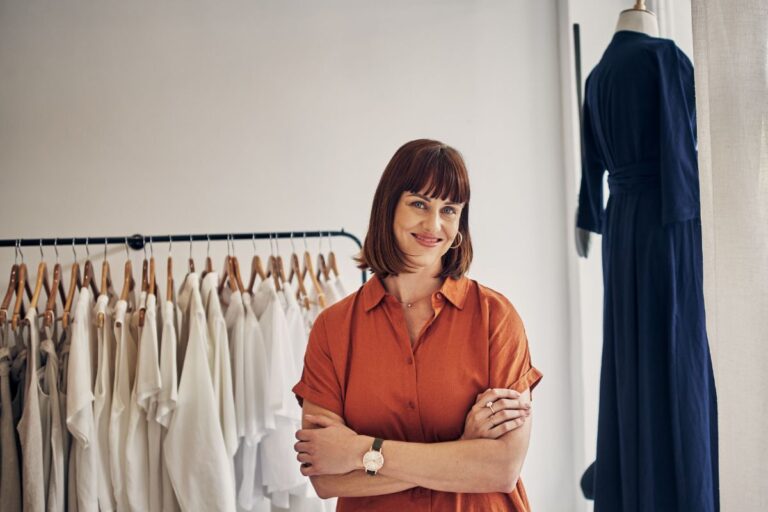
top-left (411, 233), bottom-right (443, 248)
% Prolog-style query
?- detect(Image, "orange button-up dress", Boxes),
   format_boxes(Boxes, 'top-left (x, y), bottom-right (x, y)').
top-left (293, 275), bottom-right (543, 511)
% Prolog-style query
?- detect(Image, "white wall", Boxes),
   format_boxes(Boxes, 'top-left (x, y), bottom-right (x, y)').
top-left (0, 1), bottom-right (577, 509)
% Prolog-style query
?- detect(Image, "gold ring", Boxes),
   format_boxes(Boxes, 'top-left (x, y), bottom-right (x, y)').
top-left (486, 401), bottom-right (495, 415)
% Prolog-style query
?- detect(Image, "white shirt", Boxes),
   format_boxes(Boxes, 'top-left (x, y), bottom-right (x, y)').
top-left (252, 281), bottom-right (304, 507)
top-left (201, 273), bottom-right (238, 462)
top-left (164, 273), bottom-right (235, 512)
top-left (282, 289), bottom-right (333, 510)
top-left (157, 299), bottom-right (181, 512)
top-left (124, 292), bottom-right (150, 512)
top-left (66, 287), bottom-right (99, 512)
top-left (224, 290), bottom-right (246, 439)
top-left (109, 299), bottom-right (136, 512)
top-left (235, 291), bottom-right (273, 510)
top-left (93, 294), bottom-right (116, 511)
top-left (320, 279), bottom-right (340, 306)
top-left (136, 293), bottom-right (163, 512)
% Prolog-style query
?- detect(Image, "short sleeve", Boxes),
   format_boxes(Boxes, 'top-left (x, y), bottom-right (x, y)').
top-left (488, 297), bottom-right (543, 398)
top-left (292, 312), bottom-right (344, 417)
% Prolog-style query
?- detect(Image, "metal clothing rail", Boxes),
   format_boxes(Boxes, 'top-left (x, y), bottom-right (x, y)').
top-left (0, 229), bottom-right (367, 284)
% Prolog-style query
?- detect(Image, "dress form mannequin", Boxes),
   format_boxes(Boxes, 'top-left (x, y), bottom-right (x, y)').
top-left (575, 1), bottom-right (659, 258)
top-left (615, 1), bottom-right (659, 36)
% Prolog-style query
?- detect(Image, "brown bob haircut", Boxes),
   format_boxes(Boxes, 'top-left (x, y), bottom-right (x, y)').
top-left (357, 139), bottom-right (473, 280)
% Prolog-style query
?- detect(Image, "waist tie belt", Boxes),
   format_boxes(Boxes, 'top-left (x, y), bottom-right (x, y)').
top-left (608, 160), bottom-right (660, 193)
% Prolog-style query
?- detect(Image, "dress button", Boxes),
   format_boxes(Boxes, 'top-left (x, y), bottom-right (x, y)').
top-left (435, 292), bottom-right (443, 300)
top-left (406, 356), bottom-right (414, 365)
top-left (408, 401), bottom-right (416, 409)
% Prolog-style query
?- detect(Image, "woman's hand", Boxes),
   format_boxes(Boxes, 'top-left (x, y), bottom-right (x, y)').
top-left (460, 388), bottom-right (531, 440)
top-left (295, 414), bottom-right (367, 477)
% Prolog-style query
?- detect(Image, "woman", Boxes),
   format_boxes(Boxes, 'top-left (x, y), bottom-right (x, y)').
top-left (292, 139), bottom-right (542, 511)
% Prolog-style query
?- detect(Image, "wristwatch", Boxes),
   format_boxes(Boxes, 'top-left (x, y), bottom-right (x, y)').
top-left (363, 438), bottom-right (385, 475)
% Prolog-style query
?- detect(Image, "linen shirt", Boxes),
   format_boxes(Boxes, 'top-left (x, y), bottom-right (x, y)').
top-left (165, 273), bottom-right (236, 512)
top-left (293, 275), bottom-right (542, 512)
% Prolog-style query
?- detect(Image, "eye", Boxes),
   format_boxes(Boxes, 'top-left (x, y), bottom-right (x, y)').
top-left (442, 206), bottom-right (458, 216)
top-left (410, 200), bottom-right (427, 209)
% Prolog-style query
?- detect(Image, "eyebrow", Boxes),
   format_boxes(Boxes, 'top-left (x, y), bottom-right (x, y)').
top-left (408, 192), bottom-right (462, 207)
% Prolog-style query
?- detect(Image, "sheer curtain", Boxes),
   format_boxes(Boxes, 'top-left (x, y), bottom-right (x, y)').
top-left (692, 2), bottom-right (768, 510)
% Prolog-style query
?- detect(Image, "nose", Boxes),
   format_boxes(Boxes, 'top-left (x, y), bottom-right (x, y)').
top-left (422, 209), bottom-right (442, 234)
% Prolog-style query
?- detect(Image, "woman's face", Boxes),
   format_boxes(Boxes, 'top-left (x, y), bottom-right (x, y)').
top-left (393, 190), bottom-right (464, 271)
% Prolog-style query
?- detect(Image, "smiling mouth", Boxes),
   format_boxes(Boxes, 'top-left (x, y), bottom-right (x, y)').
top-left (412, 233), bottom-right (443, 247)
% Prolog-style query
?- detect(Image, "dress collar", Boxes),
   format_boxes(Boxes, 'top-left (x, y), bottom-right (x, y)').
top-left (362, 274), bottom-right (469, 312)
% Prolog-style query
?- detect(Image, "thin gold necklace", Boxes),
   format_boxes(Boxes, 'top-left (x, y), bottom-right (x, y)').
top-left (396, 293), bottom-right (432, 309)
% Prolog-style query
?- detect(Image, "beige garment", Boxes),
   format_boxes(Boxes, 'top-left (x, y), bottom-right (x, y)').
top-left (0, 339), bottom-right (22, 512)
top-left (41, 334), bottom-right (65, 512)
top-left (124, 294), bottom-right (150, 512)
top-left (157, 300), bottom-right (180, 512)
top-left (135, 293), bottom-right (162, 512)
top-left (93, 295), bottom-right (116, 511)
top-left (66, 287), bottom-right (98, 512)
top-left (17, 307), bottom-right (46, 511)
top-left (57, 325), bottom-right (76, 512)
top-left (109, 300), bottom-right (136, 512)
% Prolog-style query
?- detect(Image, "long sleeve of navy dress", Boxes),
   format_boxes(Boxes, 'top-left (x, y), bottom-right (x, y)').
top-left (576, 31), bottom-right (719, 512)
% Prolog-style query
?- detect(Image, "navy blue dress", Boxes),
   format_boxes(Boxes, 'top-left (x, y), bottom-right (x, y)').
top-left (577, 31), bottom-right (719, 512)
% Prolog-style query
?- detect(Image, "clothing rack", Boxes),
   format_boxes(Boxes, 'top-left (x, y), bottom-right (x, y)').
top-left (0, 229), bottom-right (367, 284)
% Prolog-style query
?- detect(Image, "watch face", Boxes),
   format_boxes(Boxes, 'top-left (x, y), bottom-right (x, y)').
top-left (363, 450), bottom-right (384, 471)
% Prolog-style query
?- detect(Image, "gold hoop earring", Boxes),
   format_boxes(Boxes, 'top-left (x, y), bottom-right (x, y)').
top-left (450, 232), bottom-right (463, 250)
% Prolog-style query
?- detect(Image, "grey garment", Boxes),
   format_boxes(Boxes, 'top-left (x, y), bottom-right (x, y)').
top-left (17, 311), bottom-right (47, 511)
top-left (42, 336), bottom-right (65, 512)
top-left (0, 349), bottom-right (22, 512)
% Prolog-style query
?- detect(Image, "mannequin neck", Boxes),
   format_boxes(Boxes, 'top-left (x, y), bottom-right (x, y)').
top-left (615, 9), bottom-right (659, 37)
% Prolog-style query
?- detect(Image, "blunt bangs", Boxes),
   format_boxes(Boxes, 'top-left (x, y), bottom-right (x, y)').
top-left (401, 144), bottom-right (470, 205)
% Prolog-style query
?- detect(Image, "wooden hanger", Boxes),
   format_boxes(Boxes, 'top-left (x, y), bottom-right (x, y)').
top-left (95, 241), bottom-right (114, 327)
top-left (289, 253), bottom-right (310, 310)
top-left (218, 255), bottom-right (234, 295)
top-left (247, 254), bottom-right (266, 293)
top-left (276, 253), bottom-right (288, 287)
top-left (138, 238), bottom-right (157, 328)
top-left (303, 250), bottom-right (326, 309)
top-left (62, 254), bottom-right (82, 329)
top-left (42, 241), bottom-right (67, 328)
top-left (11, 262), bottom-right (30, 330)
top-left (43, 261), bottom-right (65, 328)
top-left (81, 239), bottom-right (100, 298)
top-left (11, 241), bottom-right (34, 329)
top-left (232, 255), bottom-right (245, 293)
top-left (264, 235), bottom-right (282, 292)
top-left (141, 246), bottom-right (149, 293)
top-left (246, 234), bottom-right (266, 293)
top-left (149, 255), bottom-right (156, 296)
top-left (29, 259), bottom-right (50, 313)
top-left (327, 234), bottom-right (340, 278)
top-left (100, 240), bottom-right (114, 299)
top-left (119, 241), bottom-right (135, 304)
top-left (267, 255), bottom-right (282, 291)
top-left (316, 252), bottom-right (330, 282)
top-left (0, 264), bottom-right (19, 326)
